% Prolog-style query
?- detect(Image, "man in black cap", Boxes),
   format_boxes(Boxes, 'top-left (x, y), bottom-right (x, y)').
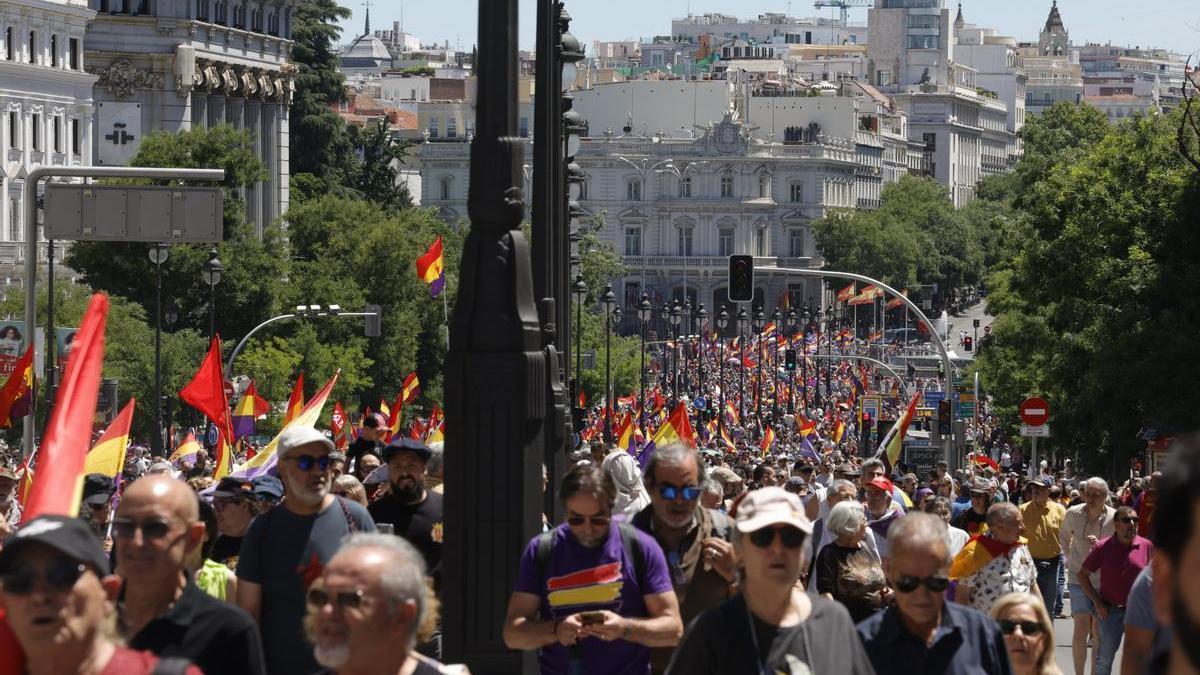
top-left (251, 474), bottom-right (283, 506)
top-left (347, 412), bottom-right (387, 473)
top-left (368, 437), bottom-right (443, 588)
top-left (0, 515), bottom-right (202, 674)
top-left (79, 473), bottom-right (115, 550)
top-left (209, 476), bottom-right (259, 567)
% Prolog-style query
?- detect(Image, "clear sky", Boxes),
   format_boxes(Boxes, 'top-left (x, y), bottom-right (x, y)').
top-left (338, 0), bottom-right (1200, 59)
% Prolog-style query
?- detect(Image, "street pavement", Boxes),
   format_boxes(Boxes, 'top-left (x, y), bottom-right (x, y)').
top-left (942, 300), bottom-right (995, 359)
top-left (1051, 595), bottom-right (1122, 675)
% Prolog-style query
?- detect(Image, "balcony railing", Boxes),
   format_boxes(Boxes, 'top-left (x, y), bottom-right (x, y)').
top-left (623, 255), bottom-right (816, 269)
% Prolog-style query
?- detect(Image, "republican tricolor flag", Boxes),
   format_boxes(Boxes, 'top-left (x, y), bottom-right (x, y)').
top-left (416, 235), bottom-right (446, 297)
top-left (232, 380), bottom-right (270, 439)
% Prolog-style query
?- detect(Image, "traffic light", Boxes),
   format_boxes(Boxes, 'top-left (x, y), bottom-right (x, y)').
top-left (784, 349), bottom-right (796, 371)
top-left (963, 336), bottom-right (973, 352)
top-left (937, 400), bottom-right (952, 435)
top-left (728, 255), bottom-right (754, 302)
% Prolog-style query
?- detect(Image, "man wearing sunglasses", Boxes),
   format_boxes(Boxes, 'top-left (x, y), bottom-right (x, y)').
top-left (858, 512), bottom-right (1012, 675)
top-left (368, 438), bottom-right (443, 591)
top-left (0, 515), bottom-right (204, 675)
top-left (629, 443), bottom-right (734, 674)
top-left (504, 463), bottom-right (682, 675)
top-left (115, 475), bottom-right (266, 675)
top-left (237, 425), bottom-right (376, 675)
top-left (1078, 505), bottom-right (1153, 675)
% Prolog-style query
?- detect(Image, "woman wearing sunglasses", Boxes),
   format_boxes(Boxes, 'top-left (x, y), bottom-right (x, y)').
top-left (989, 593), bottom-right (1062, 675)
top-left (666, 487), bottom-right (875, 674)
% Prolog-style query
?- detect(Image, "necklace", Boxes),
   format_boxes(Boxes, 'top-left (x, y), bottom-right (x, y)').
top-left (744, 591), bottom-right (813, 675)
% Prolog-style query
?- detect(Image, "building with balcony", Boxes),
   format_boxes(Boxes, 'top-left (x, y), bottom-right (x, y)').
top-left (84, 0), bottom-right (300, 236)
top-left (1, 0), bottom-right (97, 274)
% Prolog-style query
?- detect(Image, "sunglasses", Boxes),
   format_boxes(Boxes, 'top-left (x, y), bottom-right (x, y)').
top-left (999, 619), bottom-right (1045, 636)
top-left (747, 526), bottom-right (806, 549)
top-left (112, 518), bottom-right (174, 540)
top-left (893, 574), bottom-right (950, 593)
top-left (1118, 517), bottom-right (1139, 525)
top-left (0, 559), bottom-right (88, 595)
top-left (658, 483), bottom-right (702, 501)
top-left (970, 492), bottom-right (988, 499)
top-left (306, 587), bottom-right (365, 611)
top-left (290, 454), bottom-right (332, 473)
top-left (567, 514), bottom-right (612, 527)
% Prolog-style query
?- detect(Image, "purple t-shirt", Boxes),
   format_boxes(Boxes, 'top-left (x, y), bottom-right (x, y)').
top-left (1080, 535), bottom-right (1153, 606)
top-left (513, 522), bottom-right (673, 675)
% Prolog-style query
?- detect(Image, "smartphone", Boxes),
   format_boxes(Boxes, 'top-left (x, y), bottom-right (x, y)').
top-left (579, 611), bottom-right (605, 625)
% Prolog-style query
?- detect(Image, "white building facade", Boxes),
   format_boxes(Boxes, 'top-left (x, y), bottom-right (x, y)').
top-left (0, 0), bottom-right (97, 273)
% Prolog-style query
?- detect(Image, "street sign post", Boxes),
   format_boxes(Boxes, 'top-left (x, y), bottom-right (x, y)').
top-left (1020, 397), bottom-right (1050, 475)
top-left (1020, 425), bottom-right (1050, 437)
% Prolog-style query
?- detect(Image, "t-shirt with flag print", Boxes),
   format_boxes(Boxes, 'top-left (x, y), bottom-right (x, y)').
top-left (514, 522), bottom-right (673, 675)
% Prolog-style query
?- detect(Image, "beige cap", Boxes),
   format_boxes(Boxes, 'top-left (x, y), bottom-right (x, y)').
top-left (734, 487), bottom-right (813, 534)
top-left (277, 425), bottom-right (334, 460)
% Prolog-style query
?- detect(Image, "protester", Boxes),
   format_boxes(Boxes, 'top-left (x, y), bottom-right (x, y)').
top-left (814, 499), bottom-right (889, 622)
top-left (1021, 475), bottom-right (1066, 618)
top-left (355, 449), bottom-right (383, 484)
top-left (1145, 437), bottom-right (1200, 675)
top-left (113, 475), bottom-right (266, 675)
top-left (924, 495), bottom-right (970, 556)
top-left (305, 533), bottom-right (456, 674)
top-left (368, 438), bottom-right (444, 588)
top-left (210, 475), bottom-right (261, 567)
top-left (503, 462), bottom-right (682, 675)
top-left (0, 515), bottom-right (203, 675)
top-left (952, 502), bottom-right (1038, 613)
top-left (602, 449), bottom-right (652, 518)
top-left (79, 473), bottom-right (116, 549)
top-left (953, 477), bottom-right (993, 536)
top-left (858, 512), bottom-right (1012, 675)
top-left (346, 413), bottom-right (386, 471)
top-left (864, 476), bottom-right (903, 560)
top-left (989, 593), bottom-right (1062, 675)
top-left (0, 463), bottom-right (22, 532)
top-left (1077, 505), bottom-right (1153, 675)
top-left (332, 474), bottom-right (369, 508)
top-left (1059, 476), bottom-right (1115, 674)
top-left (698, 480), bottom-right (723, 511)
top-left (237, 425), bottom-right (376, 675)
top-left (629, 443), bottom-right (733, 673)
top-left (666, 487), bottom-right (875, 674)
top-left (1121, 566), bottom-right (1170, 675)
top-left (328, 451), bottom-right (347, 479)
top-left (188, 496), bottom-right (238, 601)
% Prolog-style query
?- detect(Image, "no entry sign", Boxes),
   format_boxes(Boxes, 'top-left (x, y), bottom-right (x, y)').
top-left (1020, 397), bottom-right (1049, 426)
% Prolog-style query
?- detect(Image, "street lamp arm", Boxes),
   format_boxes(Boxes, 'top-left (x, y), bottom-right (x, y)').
top-left (223, 311), bottom-right (378, 379)
top-left (808, 353), bottom-right (909, 398)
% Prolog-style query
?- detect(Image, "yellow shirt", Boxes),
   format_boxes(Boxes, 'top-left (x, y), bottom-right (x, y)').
top-left (1020, 499), bottom-right (1066, 559)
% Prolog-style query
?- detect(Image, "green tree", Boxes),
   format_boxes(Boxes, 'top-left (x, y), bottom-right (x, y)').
top-left (289, 0), bottom-right (357, 195)
top-left (347, 120), bottom-right (413, 212)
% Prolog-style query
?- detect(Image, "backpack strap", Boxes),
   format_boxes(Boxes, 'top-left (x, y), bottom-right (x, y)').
top-left (616, 522), bottom-right (646, 590)
top-left (335, 495), bottom-right (358, 533)
top-left (533, 530), bottom-right (556, 619)
top-left (150, 656), bottom-right (195, 675)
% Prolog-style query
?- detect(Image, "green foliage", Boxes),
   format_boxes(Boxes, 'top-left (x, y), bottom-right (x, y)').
top-left (346, 120), bottom-right (413, 212)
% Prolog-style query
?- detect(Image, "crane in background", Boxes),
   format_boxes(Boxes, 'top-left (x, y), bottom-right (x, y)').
top-left (813, 0), bottom-right (873, 25)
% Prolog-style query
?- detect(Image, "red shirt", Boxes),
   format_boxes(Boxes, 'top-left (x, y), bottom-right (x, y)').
top-left (1080, 535), bottom-right (1153, 606)
top-left (101, 647), bottom-right (204, 675)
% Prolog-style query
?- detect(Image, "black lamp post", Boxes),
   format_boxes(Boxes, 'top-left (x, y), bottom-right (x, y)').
top-left (201, 248), bottom-right (223, 341)
top-left (771, 308), bottom-right (782, 424)
top-left (163, 299), bottom-right (178, 448)
top-left (572, 275), bottom-right (587, 423)
top-left (786, 309), bottom-right (797, 415)
top-left (801, 305), bottom-right (811, 414)
top-left (752, 307), bottom-right (765, 428)
top-left (638, 294), bottom-right (652, 433)
top-left (825, 304), bottom-right (834, 403)
top-left (149, 243), bottom-right (169, 457)
top-left (668, 300), bottom-right (682, 405)
top-left (814, 306), bottom-right (825, 408)
top-left (737, 307), bottom-right (748, 423)
top-left (600, 283), bottom-right (615, 442)
top-left (695, 304), bottom-right (707, 410)
top-left (716, 307), bottom-right (729, 437)
top-left (682, 299), bottom-right (693, 397)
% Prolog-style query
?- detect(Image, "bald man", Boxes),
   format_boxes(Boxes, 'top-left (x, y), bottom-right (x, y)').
top-left (114, 475), bottom-right (266, 675)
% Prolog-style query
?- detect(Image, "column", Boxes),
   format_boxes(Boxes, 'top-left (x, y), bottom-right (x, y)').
top-left (245, 100), bottom-right (261, 230)
top-left (191, 92), bottom-right (208, 128)
top-left (277, 101), bottom-right (289, 223)
top-left (207, 94), bottom-right (224, 129)
top-left (227, 96), bottom-right (244, 129)
top-left (261, 102), bottom-right (276, 224)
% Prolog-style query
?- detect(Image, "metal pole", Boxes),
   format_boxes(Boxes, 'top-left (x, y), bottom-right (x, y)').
top-left (604, 310), bottom-right (611, 442)
top-left (21, 165), bottom-right (224, 459)
top-left (639, 320), bottom-right (647, 434)
top-left (46, 237), bottom-right (55, 408)
top-left (718, 333), bottom-right (724, 436)
top-left (802, 322), bottom-right (808, 411)
top-left (739, 323), bottom-right (745, 423)
top-left (808, 354), bottom-right (910, 398)
top-left (574, 295), bottom-right (581, 412)
top-left (153, 260), bottom-right (163, 457)
top-left (208, 283), bottom-right (216, 341)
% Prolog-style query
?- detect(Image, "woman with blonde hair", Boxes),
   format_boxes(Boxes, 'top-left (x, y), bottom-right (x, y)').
top-left (989, 592), bottom-right (1063, 675)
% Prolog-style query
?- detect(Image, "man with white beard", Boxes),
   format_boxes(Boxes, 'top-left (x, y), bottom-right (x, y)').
top-left (305, 533), bottom-right (460, 674)
top-left (237, 426), bottom-right (376, 674)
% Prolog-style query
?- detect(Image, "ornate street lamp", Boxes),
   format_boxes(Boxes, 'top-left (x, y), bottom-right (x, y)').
top-left (802, 305), bottom-right (811, 414)
top-left (814, 305), bottom-right (825, 408)
top-left (786, 309), bottom-right (797, 415)
top-left (771, 308), bottom-right (782, 424)
top-left (737, 307), bottom-right (749, 424)
top-left (638, 294), bottom-right (652, 433)
top-left (200, 248), bottom-right (223, 341)
top-left (669, 300), bottom-right (682, 405)
top-left (149, 243), bottom-right (169, 457)
top-left (752, 307), bottom-right (765, 429)
top-left (600, 283), bottom-right (615, 442)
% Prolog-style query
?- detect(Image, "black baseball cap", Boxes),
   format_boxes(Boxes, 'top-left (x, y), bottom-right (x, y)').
top-left (211, 476), bottom-right (255, 499)
top-left (252, 475), bottom-right (284, 502)
top-left (382, 437), bottom-right (432, 463)
top-left (0, 515), bottom-right (110, 575)
top-left (80, 473), bottom-right (115, 508)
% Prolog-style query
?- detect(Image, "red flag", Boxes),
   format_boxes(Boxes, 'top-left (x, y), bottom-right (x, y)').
top-left (180, 337), bottom-right (230, 431)
top-left (0, 346), bottom-right (35, 427)
top-left (23, 293), bottom-right (108, 519)
top-left (331, 401), bottom-right (350, 449)
top-left (578, 389), bottom-right (586, 409)
top-left (282, 373), bottom-right (305, 426)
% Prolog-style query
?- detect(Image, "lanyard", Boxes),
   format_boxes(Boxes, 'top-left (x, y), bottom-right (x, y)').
top-left (744, 595), bottom-right (812, 675)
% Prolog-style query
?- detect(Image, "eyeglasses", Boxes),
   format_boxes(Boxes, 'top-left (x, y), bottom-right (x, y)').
top-left (289, 454), bottom-right (332, 473)
top-left (112, 517), bottom-right (174, 540)
top-left (893, 574), bottom-right (950, 593)
top-left (1117, 517), bottom-right (1139, 525)
top-left (567, 514), bottom-right (612, 527)
top-left (657, 483), bottom-right (702, 502)
top-left (0, 559), bottom-right (88, 595)
top-left (306, 587), bottom-right (365, 611)
top-left (998, 619), bottom-right (1045, 636)
top-left (747, 526), bottom-right (806, 549)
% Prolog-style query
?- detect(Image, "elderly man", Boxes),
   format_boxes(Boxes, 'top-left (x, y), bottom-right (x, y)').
top-left (238, 425), bottom-right (376, 675)
top-left (809, 478), bottom-right (880, 592)
top-left (1020, 475), bottom-right (1066, 618)
top-left (858, 512), bottom-right (1012, 674)
top-left (0, 515), bottom-right (203, 674)
top-left (629, 443), bottom-right (733, 674)
top-left (368, 438), bottom-right (444, 589)
top-left (1060, 476), bottom-right (1115, 675)
top-left (1078, 505), bottom-right (1153, 675)
top-left (114, 475), bottom-right (266, 675)
top-left (864, 476), bottom-right (904, 560)
top-left (306, 533), bottom-right (455, 674)
top-left (504, 463), bottom-right (682, 675)
top-left (951, 502), bottom-right (1038, 614)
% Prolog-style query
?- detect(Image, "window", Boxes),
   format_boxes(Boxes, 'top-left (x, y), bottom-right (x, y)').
top-left (428, 117), bottom-right (438, 138)
top-left (28, 32), bottom-right (35, 65)
top-left (789, 182), bottom-right (803, 203)
top-left (677, 227), bottom-right (693, 256)
top-left (624, 227), bottom-right (641, 256)
top-left (680, 176), bottom-right (691, 198)
top-left (906, 34), bottom-right (938, 50)
top-left (718, 228), bottom-right (734, 257)
top-left (9, 199), bottom-right (19, 242)
top-left (7, 112), bottom-right (16, 147)
top-left (922, 132), bottom-right (937, 151)
top-left (446, 117), bottom-right (457, 139)
top-left (53, 117), bottom-right (61, 152)
top-left (720, 175), bottom-right (734, 198)
top-left (755, 228), bottom-right (767, 256)
top-left (578, 181), bottom-right (588, 200)
top-left (30, 114), bottom-right (39, 150)
top-left (68, 38), bottom-right (79, 70)
top-left (50, 36), bottom-right (57, 67)
top-left (788, 229), bottom-right (804, 257)
top-left (907, 15), bottom-right (940, 28)
top-left (757, 174), bottom-right (770, 199)
top-left (440, 177), bottom-right (451, 200)
top-left (196, 0), bottom-right (209, 20)
top-left (626, 180), bottom-right (641, 201)
top-left (5, 28), bottom-right (12, 61)
top-left (71, 118), bottom-right (80, 155)
top-left (519, 117), bottom-right (528, 137)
